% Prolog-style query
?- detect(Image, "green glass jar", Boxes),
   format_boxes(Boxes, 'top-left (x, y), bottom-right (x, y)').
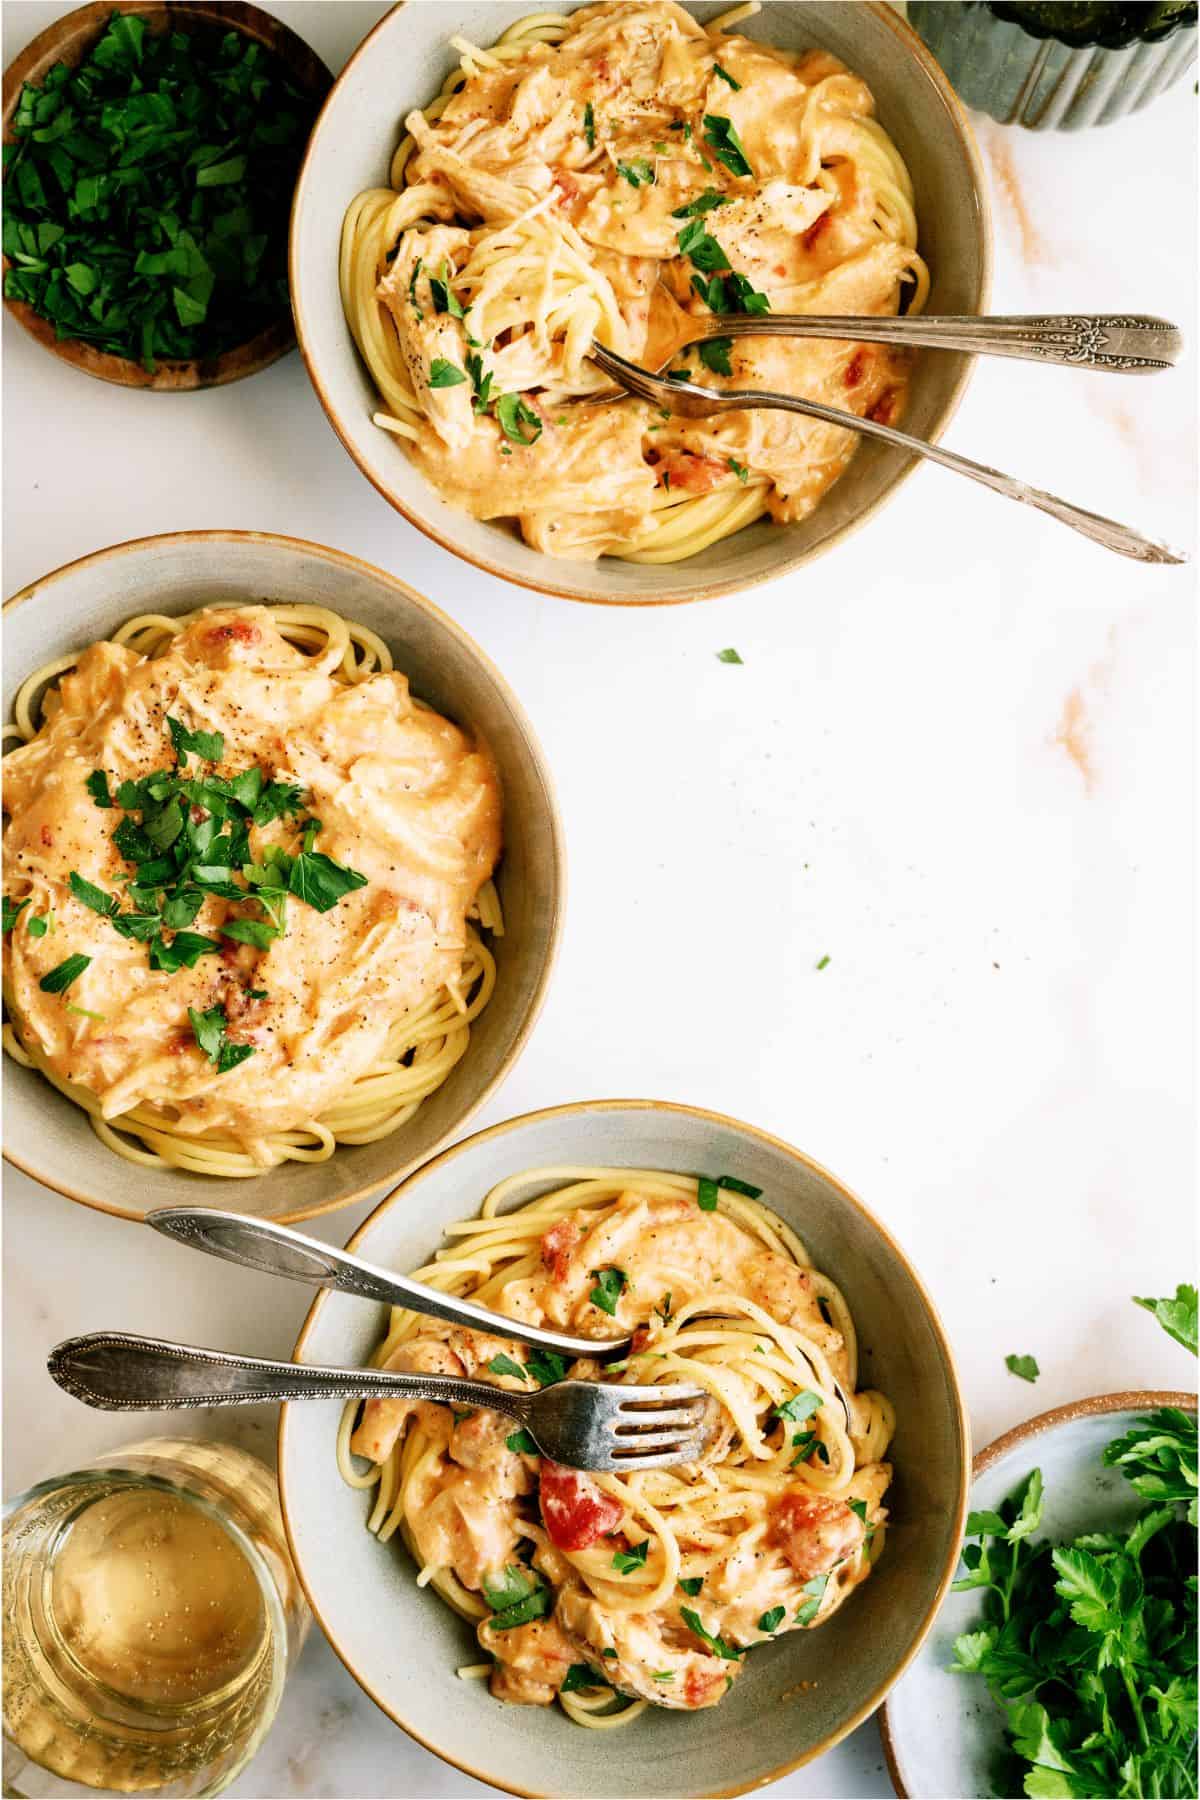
top-left (907, 1), bottom-right (1197, 127)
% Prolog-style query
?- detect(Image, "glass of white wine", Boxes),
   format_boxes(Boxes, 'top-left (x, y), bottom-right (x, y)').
top-left (3, 1438), bottom-right (310, 1799)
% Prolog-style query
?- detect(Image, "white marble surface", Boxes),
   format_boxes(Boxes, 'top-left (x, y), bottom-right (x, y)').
top-left (2, 3), bottom-right (1196, 1796)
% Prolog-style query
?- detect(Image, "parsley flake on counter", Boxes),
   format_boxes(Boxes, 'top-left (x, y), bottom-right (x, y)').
top-left (716, 647), bottom-right (744, 664)
top-left (1132, 1282), bottom-right (1198, 1355)
top-left (588, 1267), bottom-right (627, 1316)
top-left (3, 13), bottom-right (320, 369)
top-left (816, 954), bottom-right (830, 970)
top-left (1005, 1353), bottom-right (1040, 1383)
top-left (39, 953), bottom-right (91, 994)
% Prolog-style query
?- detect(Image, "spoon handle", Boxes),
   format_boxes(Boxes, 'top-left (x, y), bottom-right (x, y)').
top-left (145, 1207), bottom-right (628, 1360)
top-left (707, 313), bottom-right (1183, 373)
top-left (727, 388), bottom-right (1185, 565)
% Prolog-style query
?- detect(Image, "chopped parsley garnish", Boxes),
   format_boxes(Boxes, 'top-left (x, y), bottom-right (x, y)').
top-left (73, 721), bottom-right (362, 981)
top-left (612, 1539), bottom-right (650, 1574)
top-left (616, 158), bottom-right (655, 187)
top-left (697, 1175), bottom-right (720, 1211)
top-left (505, 1429), bottom-right (538, 1455)
top-left (677, 217), bottom-right (730, 272)
top-left (428, 261), bottom-right (465, 318)
top-left (789, 1429), bottom-right (823, 1467)
top-left (757, 1605), bottom-right (785, 1633)
top-left (495, 392), bottom-right (543, 446)
top-left (247, 987), bottom-right (269, 1001)
top-left (848, 1498), bottom-right (877, 1542)
top-left (487, 1353), bottom-right (527, 1383)
top-left (187, 1002), bottom-right (253, 1073)
top-left (408, 255), bottom-right (424, 315)
top-left (602, 1646), bottom-right (618, 1658)
top-left (716, 1173), bottom-right (760, 1196)
top-left (774, 1390), bottom-right (822, 1425)
top-left (482, 1564), bottom-right (551, 1630)
top-left (2, 897), bottom-right (29, 934)
top-left (1132, 1282), bottom-right (1197, 1354)
top-left (1006, 1353), bottom-right (1040, 1383)
top-left (727, 457), bottom-right (749, 484)
top-left (698, 336), bottom-right (733, 375)
top-left (561, 1663), bottom-right (609, 1693)
top-left (465, 350), bottom-right (495, 413)
top-left (525, 1348), bottom-right (569, 1388)
top-left (795, 1573), bottom-right (829, 1625)
top-left (672, 189), bottom-right (729, 219)
top-left (428, 357), bottom-right (467, 388)
top-left (2, 13), bottom-right (318, 370)
top-left (27, 915), bottom-right (49, 938)
top-left (652, 1670), bottom-right (675, 1682)
top-left (680, 1605), bottom-right (745, 1660)
top-left (678, 1575), bottom-right (704, 1596)
top-left (66, 1003), bottom-right (106, 1021)
top-left (589, 1267), bottom-right (627, 1316)
top-left (583, 101), bottom-right (596, 149)
top-left (712, 62), bottom-right (741, 90)
top-left (655, 1292), bottom-right (674, 1325)
top-left (702, 113), bottom-right (754, 179)
top-left (38, 953), bottom-right (91, 994)
top-left (86, 770), bottom-right (113, 808)
top-left (816, 954), bottom-right (831, 970)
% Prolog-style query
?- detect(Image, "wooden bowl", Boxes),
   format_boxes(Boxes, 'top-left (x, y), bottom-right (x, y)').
top-left (290, 1), bottom-right (991, 606)
top-left (2, 531), bottom-right (565, 1223)
top-left (2, 1), bottom-right (332, 391)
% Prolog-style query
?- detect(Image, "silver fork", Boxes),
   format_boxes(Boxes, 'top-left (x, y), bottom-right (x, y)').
top-left (47, 1332), bottom-right (714, 1473)
top-left (591, 343), bottom-right (1185, 566)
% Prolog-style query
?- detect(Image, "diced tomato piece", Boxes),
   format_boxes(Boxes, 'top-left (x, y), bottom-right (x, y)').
top-left (844, 350), bottom-right (870, 389)
top-left (630, 1325), bottom-right (652, 1353)
top-left (683, 1663), bottom-right (728, 1709)
top-left (867, 389), bottom-right (900, 427)
top-left (540, 1217), bottom-right (581, 1283)
top-left (205, 619), bottom-right (259, 646)
top-left (803, 210), bottom-right (834, 251)
top-left (769, 1490), bottom-right (864, 1581)
top-left (655, 451), bottom-right (729, 494)
top-left (539, 1460), bottom-right (623, 1551)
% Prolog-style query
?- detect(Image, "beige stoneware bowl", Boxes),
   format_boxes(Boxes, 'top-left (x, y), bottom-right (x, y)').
top-left (279, 1100), bottom-right (970, 1798)
top-left (2, 531), bottom-right (563, 1223)
top-left (289, 0), bottom-right (992, 605)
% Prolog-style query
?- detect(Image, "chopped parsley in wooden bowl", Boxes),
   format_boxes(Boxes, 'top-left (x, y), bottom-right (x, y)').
top-left (2, 2), bottom-right (331, 389)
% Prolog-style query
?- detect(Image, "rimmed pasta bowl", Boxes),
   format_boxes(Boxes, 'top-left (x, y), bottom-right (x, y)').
top-left (2, 531), bottom-right (563, 1224)
top-left (290, 0), bottom-right (991, 606)
top-left (278, 1099), bottom-right (970, 1798)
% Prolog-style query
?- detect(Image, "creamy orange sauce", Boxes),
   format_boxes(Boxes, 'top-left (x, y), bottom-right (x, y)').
top-left (374, 0), bottom-right (919, 559)
top-left (2, 608), bottom-right (501, 1157)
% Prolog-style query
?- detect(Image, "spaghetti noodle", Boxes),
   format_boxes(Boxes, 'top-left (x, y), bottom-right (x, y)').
top-left (2, 604), bottom-right (502, 1177)
top-left (341, 1), bottom-right (928, 563)
top-left (339, 1166), bottom-right (893, 1724)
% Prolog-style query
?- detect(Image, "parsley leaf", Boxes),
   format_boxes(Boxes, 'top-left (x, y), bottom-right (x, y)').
top-left (702, 114), bottom-right (754, 179)
top-left (712, 63), bottom-right (741, 90)
top-left (428, 262), bottom-right (465, 318)
top-left (678, 1576), bottom-right (704, 1596)
top-left (1132, 1284), bottom-right (1198, 1356)
top-left (774, 1390), bottom-right (822, 1425)
top-left (583, 102), bottom-right (595, 150)
top-left (86, 770), bottom-right (113, 808)
top-left (757, 1605), bottom-right (785, 1633)
top-left (495, 392), bottom-right (543, 446)
top-left (561, 1663), bottom-right (608, 1693)
top-left (187, 1001), bottom-right (252, 1072)
top-left (680, 1606), bottom-right (745, 1660)
top-left (616, 159), bottom-right (655, 187)
top-left (3, 897), bottom-right (30, 934)
top-left (287, 850), bottom-right (367, 913)
top-left (525, 1348), bottom-right (569, 1388)
top-left (39, 953), bottom-right (91, 994)
top-left (698, 336), bottom-right (733, 376)
top-left (612, 1539), bottom-right (649, 1574)
top-left (505, 1429), bottom-right (538, 1455)
top-left (672, 189), bottom-right (729, 219)
top-left (428, 358), bottom-right (467, 388)
top-left (487, 1353), bottom-right (527, 1383)
top-left (167, 716), bottom-right (225, 764)
top-left (795, 1573), bottom-right (829, 1626)
top-left (1006, 1353), bottom-right (1040, 1383)
top-left (68, 872), bottom-right (117, 917)
top-left (589, 1267), bottom-right (627, 1316)
top-left (697, 1176), bottom-right (719, 1211)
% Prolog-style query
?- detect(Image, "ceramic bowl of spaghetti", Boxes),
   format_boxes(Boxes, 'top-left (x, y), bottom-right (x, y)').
top-left (290, 0), bottom-right (990, 606)
top-left (1, 531), bottom-right (563, 1224)
top-left (279, 1100), bottom-right (969, 1797)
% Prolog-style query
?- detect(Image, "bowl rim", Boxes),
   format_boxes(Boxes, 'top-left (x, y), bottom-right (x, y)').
top-left (288, 0), bottom-right (994, 607)
top-left (1, 0), bottom-right (333, 392)
top-left (878, 1387), bottom-right (1200, 1800)
top-left (278, 1095), bottom-right (973, 1798)
top-left (1, 527), bottom-right (566, 1226)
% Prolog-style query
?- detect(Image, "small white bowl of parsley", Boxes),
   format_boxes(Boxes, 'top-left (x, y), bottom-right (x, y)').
top-left (881, 1285), bottom-right (1198, 1799)
top-left (2, 2), bottom-right (330, 388)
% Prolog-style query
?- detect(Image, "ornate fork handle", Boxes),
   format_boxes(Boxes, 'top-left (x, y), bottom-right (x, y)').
top-left (706, 313), bottom-right (1182, 373)
top-left (727, 388), bottom-right (1184, 564)
top-left (48, 1330), bottom-right (533, 1419)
